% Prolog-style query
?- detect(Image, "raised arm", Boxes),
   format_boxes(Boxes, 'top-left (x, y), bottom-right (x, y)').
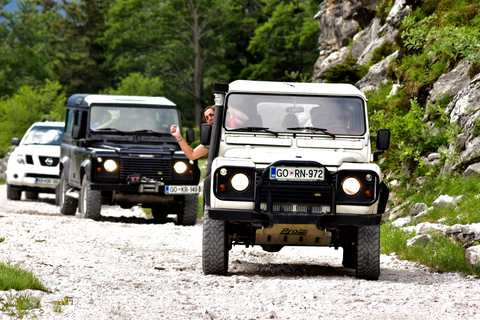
top-left (170, 125), bottom-right (209, 161)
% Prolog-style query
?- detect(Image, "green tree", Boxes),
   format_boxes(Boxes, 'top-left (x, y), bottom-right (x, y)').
top-left (50, 0), bottom-right (115, 96)
top-left (101, 73), bottom-right (165, 96)
top-left (104, 0), bottom-right (229, 126)
top-left (0, 80), bottom-right (66, 156)
top-left (241, 0), bottom-right (321, 81)
top-left (0, 0), bottom-right (59, 97)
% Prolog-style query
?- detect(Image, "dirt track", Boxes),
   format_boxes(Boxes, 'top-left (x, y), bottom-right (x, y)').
top-left (1, 185), bottom-right (480, 320)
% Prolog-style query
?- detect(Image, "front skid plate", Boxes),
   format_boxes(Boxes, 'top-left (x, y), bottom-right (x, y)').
top-left (255, 224), bottom-right (332, 246)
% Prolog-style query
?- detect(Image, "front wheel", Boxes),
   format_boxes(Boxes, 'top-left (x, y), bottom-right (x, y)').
top-left (355, 225), bottom-right (380, 280)
top-left (6, 184), bottom-right (21, 201)
top-left (59, 170), bottom-right (78, 215)
top-left (78, 174), bottom-right (101, 221)
top-left (176, 194), bottom-right (198, 226)
top-left (202, 209), bottom-right (229, 275)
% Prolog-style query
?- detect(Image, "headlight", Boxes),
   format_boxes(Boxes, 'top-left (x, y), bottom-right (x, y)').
top-left (342, 177), bottom-right (361, 196)
top-left (174, 161), bottom-right (187, 174)
top-left (231, 173), bottom-right (250, 191)
top-left (104, 159), bottom-right (118, 172)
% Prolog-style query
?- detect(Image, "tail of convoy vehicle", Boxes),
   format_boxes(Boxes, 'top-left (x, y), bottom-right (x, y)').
top-left (58, 94), bottom-right (200, 225)
top-left (201, 80), bottom-right (390, 280)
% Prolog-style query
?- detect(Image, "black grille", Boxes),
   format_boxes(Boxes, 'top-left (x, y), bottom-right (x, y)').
top-left (259, 180), bottom-right (333, 205)
top-left (26, 155), bottom-right (34, 165)
top-left (39, 156), bottom-right (59, 167)
top-left (120, 156), bottom-right (172, 181)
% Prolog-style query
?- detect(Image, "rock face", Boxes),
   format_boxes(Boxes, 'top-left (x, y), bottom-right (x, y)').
top-left (312, 0), bottom-right (480, 174)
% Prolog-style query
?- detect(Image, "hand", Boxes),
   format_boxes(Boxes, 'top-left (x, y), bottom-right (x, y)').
top-left (170, 125), bottom-right (182, 139)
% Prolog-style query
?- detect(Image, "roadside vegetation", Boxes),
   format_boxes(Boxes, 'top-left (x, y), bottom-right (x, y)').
top-left (369, 0), bottom-right (480, 277)
top-left (0, 259), bottom-right (49, 318)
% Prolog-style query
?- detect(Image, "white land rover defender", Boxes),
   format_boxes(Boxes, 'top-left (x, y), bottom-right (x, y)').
top-left (201, 80), bottom-right (390, 280)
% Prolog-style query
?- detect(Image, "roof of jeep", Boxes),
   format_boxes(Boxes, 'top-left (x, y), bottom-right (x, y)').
top-left (66, 94), bottom-right (176, 107)
top-left (227, 80), bottom-right (366, 98)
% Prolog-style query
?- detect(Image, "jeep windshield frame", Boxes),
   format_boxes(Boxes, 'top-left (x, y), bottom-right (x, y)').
top-left (89, 105), bottom-right (180, 134)
top-left (223, 93), bottom-right (366, 136)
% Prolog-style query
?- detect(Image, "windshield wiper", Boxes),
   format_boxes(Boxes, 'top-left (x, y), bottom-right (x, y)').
top-left (132, 130), bottom-right (167, 136)
top-left (229, 126), bottom-right (278, 137)
top-left (94, 128), bottom-right (128, 135)
top-left (287, 127), bottom-right (336, 139)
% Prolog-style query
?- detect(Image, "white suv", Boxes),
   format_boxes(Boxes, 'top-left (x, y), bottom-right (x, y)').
top-left (6, 120), bottom-right (64, 201)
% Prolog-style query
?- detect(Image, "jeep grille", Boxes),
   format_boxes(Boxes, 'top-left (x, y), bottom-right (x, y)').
top-left (120, 156), bottom-right (172, 181)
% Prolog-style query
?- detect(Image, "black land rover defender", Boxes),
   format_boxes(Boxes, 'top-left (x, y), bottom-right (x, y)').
top-left (58, 94), bottom-right (200, 225)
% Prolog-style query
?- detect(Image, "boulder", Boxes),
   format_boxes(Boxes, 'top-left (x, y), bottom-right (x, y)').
top-left (409, 203), bottom-right (428, 216)
top-left (356, 51), bottom-right (399, 91)
top-left (407, 234), bottom-right (432, 247)
top-left (466, 246), bottom-right (480, 267)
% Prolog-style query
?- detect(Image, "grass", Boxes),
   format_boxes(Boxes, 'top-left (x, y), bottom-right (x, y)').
top-left (381, 224), bottom-right (480, 276)
top-left (0, 262), bottom-right (48, 318)
top-left (0, 291), bottom-right (42, 319)
top-left (0, 262), bottom-right (48, 292)
top-left (382, 174), bottom-right (480, 277)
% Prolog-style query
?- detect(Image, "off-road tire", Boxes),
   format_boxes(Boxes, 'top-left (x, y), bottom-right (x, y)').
top-left (59, 170), bottom-right (78, 215)
top-left (25, 191), bottom-right (39, 200)
top-left (202, 209), bottom-right (229, 275)
top-left (78, 174), bottom-right (101, 221)
top-left (355, 225), bottom-right (380, 280)
top-left (6, 184), bottom-right (21, 201)
top-left (176, 194), bottom-right (198, 226)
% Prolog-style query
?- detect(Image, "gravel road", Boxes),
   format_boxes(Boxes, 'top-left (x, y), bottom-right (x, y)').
top-left (1, 184), bottom-right (480, 320)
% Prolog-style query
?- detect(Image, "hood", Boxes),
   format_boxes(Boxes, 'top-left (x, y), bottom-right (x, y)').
top-left (223, 146), bottom-right (367, 167)
top-left (13, 144), bottom-right (60, 157)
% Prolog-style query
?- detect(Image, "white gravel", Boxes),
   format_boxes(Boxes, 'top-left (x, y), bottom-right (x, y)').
top-left (1, 184), bottom-right (480, 320)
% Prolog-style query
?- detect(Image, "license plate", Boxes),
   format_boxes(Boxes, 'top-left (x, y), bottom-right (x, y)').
top-left (35, 178), bottom-right (59, 185)
top-left (270, 167), bottom-right (324, 181)
top-left (165, 185), bottom-right (200, 195)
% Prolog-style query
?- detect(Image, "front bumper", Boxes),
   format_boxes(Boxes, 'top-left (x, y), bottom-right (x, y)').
top-left (208, 208), bottom-right (382, 227)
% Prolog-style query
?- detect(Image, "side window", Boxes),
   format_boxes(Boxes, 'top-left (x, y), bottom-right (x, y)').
top-left (65, 109), bottom-right (75, 136)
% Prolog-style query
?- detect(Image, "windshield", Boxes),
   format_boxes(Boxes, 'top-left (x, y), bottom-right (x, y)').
top-left (23, 125), bottom-right (63, 145)
top-left (90, 106), bottom-right (180, 133)
top-left (224, 94), bottom-right (366, 136)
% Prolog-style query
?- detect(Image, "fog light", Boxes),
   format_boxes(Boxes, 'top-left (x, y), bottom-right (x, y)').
top-left (104, 159), bottom-right (118, 172)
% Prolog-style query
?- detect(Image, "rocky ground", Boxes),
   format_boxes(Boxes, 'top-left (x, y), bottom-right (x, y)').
top-left (1, 185), bottom-right (480, 320)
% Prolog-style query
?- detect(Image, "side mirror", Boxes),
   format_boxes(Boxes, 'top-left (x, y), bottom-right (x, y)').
top-left (377, 129), bottom-right (390, 150)
top-left (186, 128), bottom-right (195, 143)
top-left (11, 137), bottom-right (20, 146)
top-left (200, 123), bottom-right (212, 145)
top-left (374, 129), bottom-right (390, 162)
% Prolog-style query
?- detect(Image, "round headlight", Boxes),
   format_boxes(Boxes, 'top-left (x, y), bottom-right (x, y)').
top-left (104, 159), bottom-right (118, 172)
top-left (174, 161), bottom-right (187, 174)
top-left (342, 177), bottom-right (361, 196)
top-left (231, 173), bottom-right (250, 192)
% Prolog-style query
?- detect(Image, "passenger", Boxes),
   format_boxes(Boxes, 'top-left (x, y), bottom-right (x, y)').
top-left (282, 114), bottom-right (299, 131)
top-left (170, 105), bottom-right (215, 160)
top-left (328, 106), bottom-right (358, 134)
top-left (91, 110), bottom-right (112, 130)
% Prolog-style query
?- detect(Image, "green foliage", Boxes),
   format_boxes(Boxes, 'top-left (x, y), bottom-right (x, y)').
top-left (323, 56), bottom-right (362, 84)
top-left (0, 291), bottom-right (42, 319)
top-left (0, 262), bottom-right (48, 292)
top-left (370, 41), bottom-right (398, 65)
top-left (242, 0), bottom-right (321, 81)
top-left (0, 80), bottom-right (66, 157)
top-left (381, 224), bottom-right (480, 276)
top-left (52, 296), bottom-right (73, 313)
top-left (101, 73), bottom-right (165, 97)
